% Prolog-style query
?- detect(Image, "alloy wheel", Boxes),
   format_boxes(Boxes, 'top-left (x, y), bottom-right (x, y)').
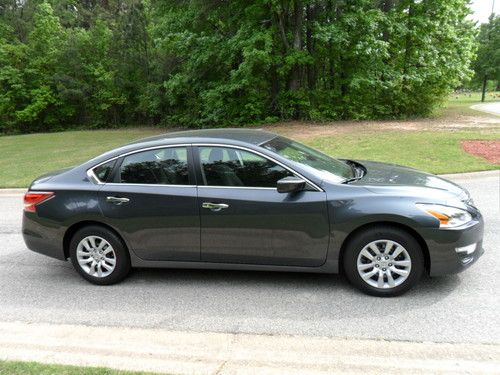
top-left (356, 239), bottom-right (412, 289)
top-left (76, 235), bottom-right (116, 278)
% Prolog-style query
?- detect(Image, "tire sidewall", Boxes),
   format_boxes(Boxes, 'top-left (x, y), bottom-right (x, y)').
top-left (343, 227), bottom-right (424, 297)
top-left (69, 226), bottom-right (131, 285)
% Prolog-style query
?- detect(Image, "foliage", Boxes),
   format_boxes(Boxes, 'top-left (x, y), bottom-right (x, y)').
top-left (471, 15), bottom-right (500, 89)
top-left (0, 0), bottom-right (477, 132)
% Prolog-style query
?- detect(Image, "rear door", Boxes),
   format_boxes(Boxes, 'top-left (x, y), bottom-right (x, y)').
top-left (195, 145), bottom-right (329, 267)
top-left (97, 145), bottom-right (200, 261)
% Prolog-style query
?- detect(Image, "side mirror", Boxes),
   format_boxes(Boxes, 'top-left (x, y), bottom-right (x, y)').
top-left (277, 176), bottom-right (306, 193)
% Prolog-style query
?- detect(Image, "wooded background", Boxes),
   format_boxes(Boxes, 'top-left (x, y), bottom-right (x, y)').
top-left (0, 0), bottom-right (497, 133)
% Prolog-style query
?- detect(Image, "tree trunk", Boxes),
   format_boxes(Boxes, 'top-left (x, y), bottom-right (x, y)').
top-left (270, 61), bottom-right (280, 114)
top-left (481, 75), bottom-right (488, 102)
top-left (306, 4), bottom-right (316, 90)
top-left (381, 0), bottom-right (395, 42)
top-left (401, 0), bottom-right (415, 106)
top-left (289, 0), bottom-right (303, 92)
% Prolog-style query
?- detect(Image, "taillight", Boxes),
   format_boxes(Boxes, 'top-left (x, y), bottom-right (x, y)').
top-left (24, 192), bottom-right (55, 213)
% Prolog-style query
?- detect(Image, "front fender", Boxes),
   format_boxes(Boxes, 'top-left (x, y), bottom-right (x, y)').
top-left (326, 195), bottom-right (436, 264)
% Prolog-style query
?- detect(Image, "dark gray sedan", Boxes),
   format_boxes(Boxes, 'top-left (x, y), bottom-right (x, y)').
top-left (22, 129), bottom-right (484, 296)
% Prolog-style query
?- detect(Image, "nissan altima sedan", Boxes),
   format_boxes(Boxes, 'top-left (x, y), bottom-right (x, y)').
top-left (22, 129), bottom-right (484, 296)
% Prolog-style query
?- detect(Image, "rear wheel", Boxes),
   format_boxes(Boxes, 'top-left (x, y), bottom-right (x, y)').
top-left (342, 226), bottom-right (424, 297)
top-left (69, 226), bottom-right (131, 285)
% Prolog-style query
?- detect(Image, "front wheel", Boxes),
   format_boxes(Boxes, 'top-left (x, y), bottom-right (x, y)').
top-left (342, 226), bottom-right (424, 297)
top-left (69, 226), bottom-right (131, 285)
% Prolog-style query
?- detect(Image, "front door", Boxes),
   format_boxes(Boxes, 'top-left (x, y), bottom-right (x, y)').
top-left (98, 145), bottom-right (200, 261)
top-left (195, 145), bottom-right (329, 267)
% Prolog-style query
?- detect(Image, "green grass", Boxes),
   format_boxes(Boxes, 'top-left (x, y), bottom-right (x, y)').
top-left (308, 130), bottom-right (499, 175)
top-left (438, 91), bottom-right (500, 117)
top-left (0, 360), bottom-right (157, 375)
top-left (0, 129), bottom-right (164, 187)
top-left (1, 128), bottom-right (497, 187)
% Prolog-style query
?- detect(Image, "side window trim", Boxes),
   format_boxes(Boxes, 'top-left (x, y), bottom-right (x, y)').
top-left (88, 143), bottom-right (323, 191)
top-left (109, 156), bottom-right (124, 183)
top-left (191, 145), bottom-right (206, 186)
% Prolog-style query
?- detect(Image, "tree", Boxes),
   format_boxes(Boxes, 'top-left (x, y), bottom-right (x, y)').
top-left (473, 15), bottom-right (500, 101)
top-left (0, 0), bottom-right (478, 133)
top-left (0, 2), bottom-right (66, 132)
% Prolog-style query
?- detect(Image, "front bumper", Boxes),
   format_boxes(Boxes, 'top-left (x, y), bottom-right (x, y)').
top-left (419, 216), bottom-right (485, 276)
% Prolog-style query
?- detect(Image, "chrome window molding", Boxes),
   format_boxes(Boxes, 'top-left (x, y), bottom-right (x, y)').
top-left (198, 185), bottom-right (276, 190)
top-left (105, 182), bottom-right (196, 188)
top-left (86, 142), bottom-right (323, 192)
top-left (86, 169), bottom-right (103, 185)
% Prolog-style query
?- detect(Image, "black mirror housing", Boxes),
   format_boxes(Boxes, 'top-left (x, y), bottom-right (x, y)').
top-left (277, 176), bottom-right (306, 193)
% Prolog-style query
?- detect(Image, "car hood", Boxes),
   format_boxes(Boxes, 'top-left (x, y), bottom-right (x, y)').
top-left (351, 160), bottom-right (469, 202)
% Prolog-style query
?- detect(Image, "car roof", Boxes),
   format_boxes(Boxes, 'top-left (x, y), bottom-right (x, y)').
top-left (78, 128), bottom-right (281, 171)
top-left (128, 128), bottom-right (278, 147)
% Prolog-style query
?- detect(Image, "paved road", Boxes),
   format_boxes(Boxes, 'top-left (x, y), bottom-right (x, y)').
top-left (471, 101), bottom-right (500, 116)
top-left (0, 172), bottom-right (499, 344)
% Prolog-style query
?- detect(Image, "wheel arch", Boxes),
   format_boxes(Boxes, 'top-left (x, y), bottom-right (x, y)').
top-left (63, 220), bottom-right (128, 259)
top-left (338, 221), bottom-right (430, 274)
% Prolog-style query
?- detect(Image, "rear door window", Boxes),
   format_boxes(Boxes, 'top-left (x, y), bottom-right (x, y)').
top-left (119, 147), bottom-right (189, 185)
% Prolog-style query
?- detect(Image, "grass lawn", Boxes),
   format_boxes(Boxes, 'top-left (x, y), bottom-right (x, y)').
top-left (0, 94), bottom-right (498, 187)
top-left (308, 131), bottom-right (499, 175)
top-left (0, 360), bottom-right (156, 375)
top-left (0, 129), bottom-right (163, 187)
top-left (438, 91), bottom-right (500, 117)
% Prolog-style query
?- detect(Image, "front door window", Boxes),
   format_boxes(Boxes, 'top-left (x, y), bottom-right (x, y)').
top-left (198, 146), bottom-right (293, 187)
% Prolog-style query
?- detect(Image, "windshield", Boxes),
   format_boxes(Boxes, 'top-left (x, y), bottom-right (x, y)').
top-left (261, 136), bottom-right (353, 183)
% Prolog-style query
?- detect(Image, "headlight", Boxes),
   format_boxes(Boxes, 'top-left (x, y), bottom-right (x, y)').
top-left (416, 204), bottom-right (473, 228)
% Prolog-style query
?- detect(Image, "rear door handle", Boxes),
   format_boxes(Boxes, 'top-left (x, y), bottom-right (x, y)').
top-left (106, 196), bottom-right (130, 205)
top-left (202, 202), bottom-right (229, 211)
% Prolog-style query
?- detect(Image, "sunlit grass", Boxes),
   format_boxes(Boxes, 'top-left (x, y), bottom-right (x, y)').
top-left (308, 130), bottom-right (499, 175)
top-left (0, 360), bottom-right (160, 375)
top-left (0, 128), bottom-right (165, 187)
top-left (437, 91), bottom-right (500, 117)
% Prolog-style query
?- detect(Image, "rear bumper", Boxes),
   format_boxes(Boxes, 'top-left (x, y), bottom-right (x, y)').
top-left (420, 217), bottom-right (485, 276)
top-left (22, 213), bottom-right (66, 260)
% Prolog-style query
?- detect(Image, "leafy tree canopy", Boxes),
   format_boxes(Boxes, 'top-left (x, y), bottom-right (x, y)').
top-left (0, 0), bottom-right (478, 133)
top-left (471, 15), bottom-right (500, 95)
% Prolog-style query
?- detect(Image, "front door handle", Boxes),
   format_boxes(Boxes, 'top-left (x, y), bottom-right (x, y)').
top-left (106, 196), bottom-right (130, 205)
top-left (202, 202), bottom-right (229, 211)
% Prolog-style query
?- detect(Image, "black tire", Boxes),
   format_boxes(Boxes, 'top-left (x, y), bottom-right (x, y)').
top-left (342, 226), bottom-right (424, 297)
top-left (69, 225), bottom-right (131, 285)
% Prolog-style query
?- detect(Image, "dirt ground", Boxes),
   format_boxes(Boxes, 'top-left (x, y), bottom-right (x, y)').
top-left (263, 111), bottom-right (500, 140)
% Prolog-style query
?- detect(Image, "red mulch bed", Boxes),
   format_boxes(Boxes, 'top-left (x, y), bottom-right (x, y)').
top-left (461, 140), bottom-right (500, 164)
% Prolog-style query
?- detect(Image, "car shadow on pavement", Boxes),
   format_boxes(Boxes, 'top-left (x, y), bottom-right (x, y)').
top-left (123, 267), bottom-right (462, 308)
top-left (23, 254), bottom-right (463, 322)
top-left (129, 266), bottom-right (460, 290)
top-left (38, 254), bottom-right (464, 305)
